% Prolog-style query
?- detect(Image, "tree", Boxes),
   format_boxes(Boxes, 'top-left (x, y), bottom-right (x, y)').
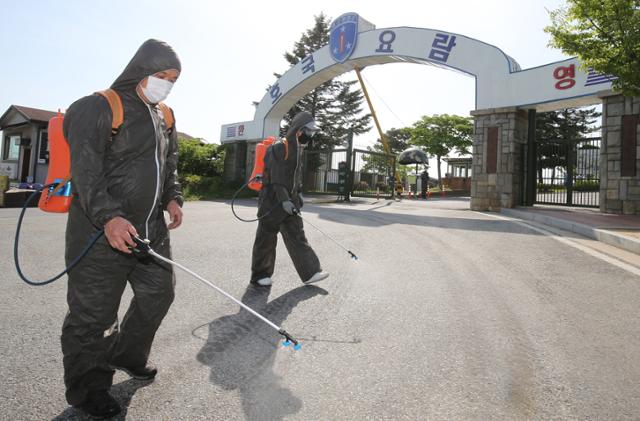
top-left (362, 127), bottom-right (412, 177)
top-left (279, 13), bottom-right (371, 150)
top-left (410, 114), bottom-right (473, 189)
top-left (535, 107), bottom-right (601, 185)
top-left (370, 127), bottom-right (412, 155)
top-left (545, 0), bottom-right (640, 96)
top-left (328, 81), bottom-right (371, 144)
top-left (177, 138), bottom-right (224, 177)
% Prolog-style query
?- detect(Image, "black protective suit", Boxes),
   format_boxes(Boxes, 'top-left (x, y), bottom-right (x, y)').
top-left (250, 112), bottom-right (322, 284)
top-left (61, 39), bottom-right (182, 406)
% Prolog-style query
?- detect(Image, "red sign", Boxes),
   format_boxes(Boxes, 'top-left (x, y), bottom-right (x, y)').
top-left (553, 64), bottom-right (576, 90)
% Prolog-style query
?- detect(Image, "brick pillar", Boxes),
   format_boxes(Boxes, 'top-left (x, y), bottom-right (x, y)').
top-left (470, 107), bottom-right (529, 211)
top-left (600, 94), bottom-right (640, 214)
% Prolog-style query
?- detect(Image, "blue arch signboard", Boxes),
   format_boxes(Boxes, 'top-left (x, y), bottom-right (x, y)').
top-left (221, 12), bottom-right (615, 143)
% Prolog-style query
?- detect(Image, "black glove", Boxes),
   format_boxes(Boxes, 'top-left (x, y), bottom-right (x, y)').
top-left (282, 200), bottom-right (298, 216)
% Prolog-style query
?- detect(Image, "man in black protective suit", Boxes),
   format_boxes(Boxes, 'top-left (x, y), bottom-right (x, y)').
top-left (61, 39), bottom-right (183, 419)
top-left (250, 111), bottom-right (329, 287)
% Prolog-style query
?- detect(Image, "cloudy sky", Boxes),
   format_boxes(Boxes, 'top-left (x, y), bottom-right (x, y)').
top-left (2, 0), bottom-right (568, 152)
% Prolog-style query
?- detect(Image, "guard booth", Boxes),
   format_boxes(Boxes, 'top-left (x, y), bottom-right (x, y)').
top-left (444, 157), bottom-right (472, 194)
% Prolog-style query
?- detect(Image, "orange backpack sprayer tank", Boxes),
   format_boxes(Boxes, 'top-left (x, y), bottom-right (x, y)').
top-left (248, 136), bottom-right (275, 191)
top-left (38, 111), bottom-right (72, 213)
top-left (16, 90), bottom-right (176, 286)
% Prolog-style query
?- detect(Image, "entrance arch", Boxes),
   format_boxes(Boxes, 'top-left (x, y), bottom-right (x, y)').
top-left (221, 13), bottom-right (628, 212)
top-left (222, 13), bottom-right (613, 143)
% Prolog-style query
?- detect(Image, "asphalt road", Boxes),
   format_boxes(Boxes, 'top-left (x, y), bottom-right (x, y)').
top-left (2, 198), bottom-right (640, 420)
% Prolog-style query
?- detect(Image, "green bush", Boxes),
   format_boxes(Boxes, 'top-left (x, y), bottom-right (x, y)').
top-left (537, 181), bottom-right (599, 193)
top-left (178, 138), bottom-right (224, 177)
top-left (180, 174), bottom-right (258, 200)
top-left (375, 182), bottom-right (390, 192)
top-left (537, 183), bottom-right (560, 193)
top-left (573, 180), bottom-right (599, 192)
top-left (181, 175), bottom-right (221, 200)
top-left (177, 137), bottom-right (240, 200)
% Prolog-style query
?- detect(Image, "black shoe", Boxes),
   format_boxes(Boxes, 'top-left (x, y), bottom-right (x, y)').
top-left (111, 361), bottom-right (158, 380)
top-left (75, 390), bottom-right (121, 419)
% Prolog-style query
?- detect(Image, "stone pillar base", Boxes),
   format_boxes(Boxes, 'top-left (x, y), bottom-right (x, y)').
top-left (470, 107), bottom-right (529, 211)
top-left (600, 93), bottom-right (640, 214)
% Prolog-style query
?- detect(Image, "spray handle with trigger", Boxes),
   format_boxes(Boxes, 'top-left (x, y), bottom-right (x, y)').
top-left (130, 236), bottom-right (151, 257)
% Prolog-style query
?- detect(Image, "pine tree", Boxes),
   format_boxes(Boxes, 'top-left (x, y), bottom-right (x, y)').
top-left (535, 107), bottom-right (601, 184)
top-left (279, 13), bottom-right (371, 150)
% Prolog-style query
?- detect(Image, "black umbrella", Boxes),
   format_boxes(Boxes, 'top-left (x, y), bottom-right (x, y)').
top-left (398, 147), bottom-right (429, 165)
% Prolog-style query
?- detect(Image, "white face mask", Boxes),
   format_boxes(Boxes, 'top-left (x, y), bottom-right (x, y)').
top-left (141, 75), bottom-right (174, 104)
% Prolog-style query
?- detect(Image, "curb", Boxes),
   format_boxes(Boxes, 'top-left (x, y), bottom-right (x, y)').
top-left (305, 198), bottom-right (340, 204)
top-left (304, 196), bottom-right (373, 205)
top-left (500, 208), bottom-right (640, 255)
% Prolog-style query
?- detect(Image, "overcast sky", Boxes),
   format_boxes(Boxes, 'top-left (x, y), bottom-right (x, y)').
top-left (2, 0), bottom-right (569, 155)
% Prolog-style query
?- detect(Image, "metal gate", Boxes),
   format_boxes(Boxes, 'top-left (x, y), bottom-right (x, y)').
top-left (351, 149), bottom-right (396, 198)
top-left (302, 148), bottom-right (396, 199)
top-left (535, 137), bottom-right (600, 207)
top-left (302, 149), bottom-right (347, 195)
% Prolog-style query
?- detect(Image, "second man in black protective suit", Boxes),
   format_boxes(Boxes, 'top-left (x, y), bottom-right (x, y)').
top-left (250, 112), bottom-right (329, 287)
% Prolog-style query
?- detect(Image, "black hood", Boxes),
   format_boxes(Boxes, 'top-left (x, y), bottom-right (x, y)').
top-left (285, 112), bottom-right (314, 141)
top-left (111, 39), bottom-right (181, 92)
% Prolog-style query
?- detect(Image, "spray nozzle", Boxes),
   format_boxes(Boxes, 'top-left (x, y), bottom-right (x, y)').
top-left (279, 329), bottom-right (302, 350)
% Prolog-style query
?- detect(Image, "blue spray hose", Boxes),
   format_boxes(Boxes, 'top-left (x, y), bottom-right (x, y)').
top-left (14, 186), bottom-right (104, 286)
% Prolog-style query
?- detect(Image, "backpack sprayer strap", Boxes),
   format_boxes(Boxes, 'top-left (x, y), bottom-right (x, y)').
top-left (95, 89), bottom-right (175, 135)
top-left (157, 102), bottom-right (175, 132)
top-left (95, 89), bottom-right (124, 136)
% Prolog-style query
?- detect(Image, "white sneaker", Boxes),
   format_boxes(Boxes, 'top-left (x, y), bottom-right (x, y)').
top-left (304, 271), bottom-right (329, 285)
top-left (255, 277), bottom-right (272, 287)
